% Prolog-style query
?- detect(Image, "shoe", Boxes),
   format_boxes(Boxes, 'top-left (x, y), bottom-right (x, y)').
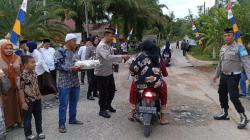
top-left (87, 96), bottom-right (95, 100)
top-left (99, 111), bottom-right (111, 118)
top-left (93, 93), bottom-right (99, 98)
top-left (239, 94), bottom-right (246, 98)
top-left (107, 106), bottom-right (116, 113)
top-left (55, 94), bottom-right (59, 99)
top-left (246, 96), bottom-right (250, 100)
top-left (160, 113), bottom-right (170, 125)
top-left (69, 120), bottom-right (83, 125)
top-left (238, 113), bottom-right (249, 129)
top-left (58, 128), bottom-right (67, 133)
top-left (37, 133), bottom-right (45, 139)
top-left (26, 135), bottom-right (36, 140)
top-left (214, 108), bottom-right (230, 120)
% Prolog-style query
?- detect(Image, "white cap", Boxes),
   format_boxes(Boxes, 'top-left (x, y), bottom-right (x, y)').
top-left (65, 33), bottom-right (77, 42)
top-left (0, 39), bottom-right (8, 46)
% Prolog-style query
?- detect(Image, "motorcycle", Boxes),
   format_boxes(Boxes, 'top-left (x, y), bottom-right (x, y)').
top-left (135, 88), bottom-right (161, 137)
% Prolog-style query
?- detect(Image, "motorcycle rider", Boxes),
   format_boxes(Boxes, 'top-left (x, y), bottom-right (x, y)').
top-left (128, 40), bottom-right (169, 125)
top-left (162, 41), bottom-right (172, 59)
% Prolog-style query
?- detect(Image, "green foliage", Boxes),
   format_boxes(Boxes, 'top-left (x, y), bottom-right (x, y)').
top-left (174, 0), bottom-right (250, 60)
top-left (106, 0), bottom-right (169, 41)
top-left (52, 0), bottom-right (169, 41)
top-left (0, 0), bottom-right (70, 43)
top-left (189, 46), bottom-right (213, 61)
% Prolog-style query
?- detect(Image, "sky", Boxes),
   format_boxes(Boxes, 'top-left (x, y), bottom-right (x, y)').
top-left (159, 0), bottom-right (216, 18)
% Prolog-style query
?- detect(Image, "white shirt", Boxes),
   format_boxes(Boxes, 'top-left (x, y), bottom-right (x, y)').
top-left (121, 43), bottom-right (128, 52)
top-left (78, 46), bottom-right (87, 61)
top-left (40, 47), bottom-right (56, 71)
top-left (32, 49), bottom-right (50, 76)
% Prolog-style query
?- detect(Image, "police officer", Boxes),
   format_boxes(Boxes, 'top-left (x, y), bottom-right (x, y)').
top-left (213, 27), bottom-right (250, 129)
top-left (95, 27), bottom-right (130, 118)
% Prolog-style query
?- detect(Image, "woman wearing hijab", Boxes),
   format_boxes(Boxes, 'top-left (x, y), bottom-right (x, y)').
top-left (26, 41), bottom-right (50, 95)
top-left (0, 42), bottom-right (23, 128)
top-left (162, 41), bottom-right (172, 66)
top-left (128, 40), bottom-right (169, 125)
top-left (85, 36), bottom-right (100, 100)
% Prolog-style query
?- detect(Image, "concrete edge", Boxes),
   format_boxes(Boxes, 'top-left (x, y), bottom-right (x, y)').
top-left (186, 53), bottom-right (218, 66)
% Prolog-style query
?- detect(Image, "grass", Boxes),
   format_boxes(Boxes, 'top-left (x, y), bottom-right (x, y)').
top-left (189, 46), bottom-right (215, 61)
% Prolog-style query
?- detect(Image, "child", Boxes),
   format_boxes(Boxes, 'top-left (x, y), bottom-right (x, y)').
top-left (20, 55), bottom-right (45, 140)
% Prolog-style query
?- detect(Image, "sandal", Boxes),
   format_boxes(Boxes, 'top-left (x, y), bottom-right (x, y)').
top-left (160, 113), bottom-right (170, 125)
top-left (38, 133), bottom-right (45, 139)
top-left (128, 110), bottom-right (136, 121)
top-left (26, 135), bottom-right (36, 140)
top-left (69, 120), bottom-right (83, 125)
top-left (58, 128), bottom-right (67, 133)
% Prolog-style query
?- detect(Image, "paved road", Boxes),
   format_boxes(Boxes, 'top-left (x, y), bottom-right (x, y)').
top-left (7, 44), bottom-right (250, 140)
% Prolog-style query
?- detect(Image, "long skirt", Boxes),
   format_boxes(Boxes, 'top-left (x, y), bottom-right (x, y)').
top-left (129, 80), bottom-right (168, 112)
top-left (2, 87), bottom-right (22, 128)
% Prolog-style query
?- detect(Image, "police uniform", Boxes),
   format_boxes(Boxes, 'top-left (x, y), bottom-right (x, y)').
top-left (94, 28), bottom-right (123, 118)
top-left (214, 40), bottom-right (250, 129)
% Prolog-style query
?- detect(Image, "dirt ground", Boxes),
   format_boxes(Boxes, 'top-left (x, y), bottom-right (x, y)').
top-left (7, 45), bottom-right (250, 140)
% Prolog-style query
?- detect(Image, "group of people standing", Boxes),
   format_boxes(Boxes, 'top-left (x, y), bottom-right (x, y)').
top-left (0, 27), bottom-right (130, 139)
top-left (0, 39), bottom-right (56, 139)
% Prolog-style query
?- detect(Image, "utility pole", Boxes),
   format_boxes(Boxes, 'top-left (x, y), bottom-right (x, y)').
top-left (43, 0), bottom-right (46, 25)
top-left (83, 0), bottom-right (89, 38)
top-left (204, 2), bottom-right (206, 15)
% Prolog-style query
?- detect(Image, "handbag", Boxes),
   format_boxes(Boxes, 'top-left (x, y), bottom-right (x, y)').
top-left (0, 76), bottom-right (11, 94)
top-left (41, 72), bottom-right (58, 95)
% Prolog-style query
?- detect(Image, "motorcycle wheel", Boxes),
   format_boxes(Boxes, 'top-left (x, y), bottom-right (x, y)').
top-left (144, 125), bottom-right (151, 137)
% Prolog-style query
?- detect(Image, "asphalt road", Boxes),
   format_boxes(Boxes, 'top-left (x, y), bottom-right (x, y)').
top-left (7, 44), bottom-right (250, 140)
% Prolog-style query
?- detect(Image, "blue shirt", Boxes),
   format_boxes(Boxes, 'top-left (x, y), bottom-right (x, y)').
top-left (54, 46), bottom-right (80, 88)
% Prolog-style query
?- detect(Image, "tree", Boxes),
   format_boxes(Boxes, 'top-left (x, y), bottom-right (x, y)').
top-left (0, 0), bottom-right (70, 43)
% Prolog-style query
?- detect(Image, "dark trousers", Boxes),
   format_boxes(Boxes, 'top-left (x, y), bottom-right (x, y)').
top-left (23, 100), bottom-right (42, 137)
top-left (81, 70), bottom-right (86, 83)
top-left (87, 69), bottom-right (97, 98)
top-left (183, 49), bottom-right (186, 56)
top-left (50, 70), bottom-right (57, 85)
top-left (176, 44), bottom-right (179, 49)
top-left (218, 73), bottom-right (245, 113)
top-left (96, 75), bottom-right (116, 111)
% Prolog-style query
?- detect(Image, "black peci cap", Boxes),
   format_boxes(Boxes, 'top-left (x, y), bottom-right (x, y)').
top-left (19, 40), bottom-right (27, 45)
top-left (43, 39), bottom-right (51, 43)
top-left (104, 27), bottom-right (115, 34)
top-left (224, 27), bottom-right (234, 34)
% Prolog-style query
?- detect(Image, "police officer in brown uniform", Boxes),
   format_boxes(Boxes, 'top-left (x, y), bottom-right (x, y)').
top-left (213, 27), bottom-right (250, 129)
top-left (95, 27), bottom-right (130, 118)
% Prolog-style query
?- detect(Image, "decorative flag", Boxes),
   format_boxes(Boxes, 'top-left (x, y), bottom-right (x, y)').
top-left (226, 3), bottom-right (242, 44)
top-left (192, 21), bottom-right (203, 46)
top-left (112, 24), bottom-right (119, 47)
top-left (127, 28), bottom-right (133, 41)
top-left (10, 0), bottom-right (28, 46)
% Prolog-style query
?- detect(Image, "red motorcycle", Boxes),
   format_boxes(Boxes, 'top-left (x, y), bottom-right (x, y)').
top-left (135, 88), bottom-right (161, 137)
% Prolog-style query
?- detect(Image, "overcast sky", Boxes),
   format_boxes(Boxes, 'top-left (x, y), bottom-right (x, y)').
top-left (159, 0), bottom-right (215, 18)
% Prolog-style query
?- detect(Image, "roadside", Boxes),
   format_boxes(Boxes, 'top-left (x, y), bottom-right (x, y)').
top-left (183, 45), bottom-right (250, 115)
top-left (6, 44), bottom-right (250, 140)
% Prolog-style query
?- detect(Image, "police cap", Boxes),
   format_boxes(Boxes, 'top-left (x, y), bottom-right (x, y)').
top-left (104, 27), bottom-right (115, 34)
top-left (224, 27), bottom-right (234, 34)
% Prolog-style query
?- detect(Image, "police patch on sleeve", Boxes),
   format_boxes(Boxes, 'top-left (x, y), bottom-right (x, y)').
top-left (238, 45), bottom-right (248, 58)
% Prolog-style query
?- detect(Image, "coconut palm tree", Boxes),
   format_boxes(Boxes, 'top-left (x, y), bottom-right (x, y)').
top-left (0, 0), bottom-right (70, 43)
top-left (51, 0), bottom-right (169, 40)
